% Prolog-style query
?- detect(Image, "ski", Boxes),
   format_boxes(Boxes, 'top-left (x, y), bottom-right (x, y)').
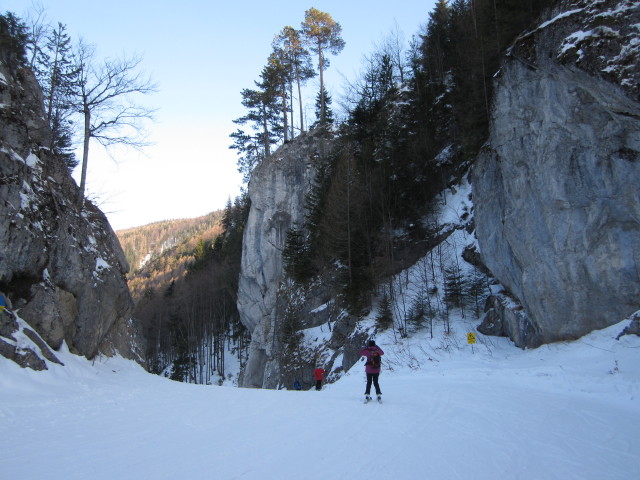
top-left (363, 395), bottom-right (383, 404)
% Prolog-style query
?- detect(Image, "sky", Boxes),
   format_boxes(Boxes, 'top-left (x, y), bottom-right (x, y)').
top-left (3, 0), bottom-right (438, 230)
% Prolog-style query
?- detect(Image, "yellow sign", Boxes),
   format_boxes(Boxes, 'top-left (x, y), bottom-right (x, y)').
top-left (467, 332), bottom-right (476, 344)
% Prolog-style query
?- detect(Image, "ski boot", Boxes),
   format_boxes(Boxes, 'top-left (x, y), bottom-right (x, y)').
top-left (377, 394), bottom-right (382, 403)
top-left (364, 395), bottom-right (372, 403)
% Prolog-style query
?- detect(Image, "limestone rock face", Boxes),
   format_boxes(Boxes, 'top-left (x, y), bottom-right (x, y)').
top-left (237, 132), bottom-right (332, 388)
top-left (473, 0), bottom-right (640, 347)
top-left (0, 49), bottom-right (144, 366)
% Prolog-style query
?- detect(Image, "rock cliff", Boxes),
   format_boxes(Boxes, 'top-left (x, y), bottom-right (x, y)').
top-left (237, 0), bottom-right (639, 385)
top-left (473, 0), bottom-right (640, 347)
top-left (0, 46), bottom-right (144, 368)
top-left (237, 131), bottom-right (330, 388)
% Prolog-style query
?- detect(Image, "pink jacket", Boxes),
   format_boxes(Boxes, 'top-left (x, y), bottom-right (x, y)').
top-left (359, 346), bottom-right (384, 374)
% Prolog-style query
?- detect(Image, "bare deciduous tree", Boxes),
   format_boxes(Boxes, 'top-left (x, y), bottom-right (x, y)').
top-left (73, 40), bottom-right (157, 208)
top-left (375, 21), bottom-right (408, 85)
top-left (23, 2), bottom-right (48, 69)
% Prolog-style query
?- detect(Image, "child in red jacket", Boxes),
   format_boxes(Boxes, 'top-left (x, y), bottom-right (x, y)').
top-left (314, 366), bottom-right (325, 390)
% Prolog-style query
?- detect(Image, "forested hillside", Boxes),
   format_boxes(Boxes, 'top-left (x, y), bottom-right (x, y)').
top-left (232, 0), bottom-right (556, 309)
top-left (231, 1), bottom-right (561, 389)
top-left (128, 0), bottom-right (557, 383)
top-left (117, 211), bottom-right (224, 300)
top-left (121, 0), bottom-right (559, 385)
top-left (123, 197), bottom-right (251, 382)
top-left (2, 0), bottom-right (558, 383)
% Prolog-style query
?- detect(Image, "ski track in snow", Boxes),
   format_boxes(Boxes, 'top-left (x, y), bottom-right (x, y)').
top-left (1, 322), bottom-right (639, 480)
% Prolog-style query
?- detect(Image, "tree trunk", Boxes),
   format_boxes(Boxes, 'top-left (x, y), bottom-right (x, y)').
top-left (282, 83), bottom-right (289, 143)
top-left (318, 43), bottom-right (325, 124)
top-left (261, 103), bottom-right (270, 156)
top-left (289, 78), bottom-right (295, 139)
top-left (78, 104), bottom-right (91, 210)
top-left (296, 68), bottom-right (304, 133)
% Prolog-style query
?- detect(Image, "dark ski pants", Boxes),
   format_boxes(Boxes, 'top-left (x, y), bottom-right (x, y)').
top-left (315, 380), bottom-right (322, 391)
top-left (365, 373), bottom-right (381, 396)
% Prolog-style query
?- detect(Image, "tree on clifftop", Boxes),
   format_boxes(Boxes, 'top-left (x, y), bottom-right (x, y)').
top-left (0, 12), bottom-right (28, 69)
top-left (274, 26), bottom-right (315, 137)
top-left (230, 62), bottom-right (283, 182)
top-left (301, 8), bottom-right (345, 127)
top-left (35, 22), bottom-right (79, 170)
top-left (73, 40), bottom-right (157, 209)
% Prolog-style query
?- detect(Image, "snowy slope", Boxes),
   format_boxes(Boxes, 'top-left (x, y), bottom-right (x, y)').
top-left (1, 318), bottom-right (639, 480)
top-left (2, 173), bottom-right (639, 479)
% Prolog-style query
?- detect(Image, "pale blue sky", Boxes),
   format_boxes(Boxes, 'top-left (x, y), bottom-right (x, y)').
top-left (3, 0), bottom-right (437, 229)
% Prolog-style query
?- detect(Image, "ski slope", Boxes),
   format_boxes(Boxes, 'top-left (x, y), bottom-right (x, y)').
top-left (1, 320), bottom-right (639, 480)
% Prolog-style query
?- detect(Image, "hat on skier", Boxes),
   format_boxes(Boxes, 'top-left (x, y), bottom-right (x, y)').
top-left (368, 340), bottom-right (376, 347)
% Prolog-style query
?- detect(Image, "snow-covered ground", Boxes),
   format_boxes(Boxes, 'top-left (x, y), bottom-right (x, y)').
top-left (2, 173), bottom-right (638, 479)
top-left (1, 318), bottom-right (639, 480)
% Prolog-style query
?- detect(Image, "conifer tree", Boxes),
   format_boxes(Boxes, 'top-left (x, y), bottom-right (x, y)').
top-left (301, 8), bottom-right (345, 126)
top-left (230, 62), bottom-right (283, 182)
top-left (36, 23), bottom-right (78, 170)
top-left (359, 53), bottom-right (395, 112)
top-left (274, 26), bottom-right (315, 137)
top-left (375, 291), bottom-right (394, 330)
top-left (312, 87), bottom-right (334, 128)
top-left (422, 0), bottom-right (451, 85)
top-left (229, 126), bottom-right (262, 183)
top-left (0, 12), bottom-right (28, 69)
top-left (265, 49), bottom-right (291, 143)
top-left (282, 225), bottom-right (313, 283)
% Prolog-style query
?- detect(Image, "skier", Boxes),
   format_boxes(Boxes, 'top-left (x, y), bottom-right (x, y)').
top-left (314, 365), bottom-right (325, 391)
top-left (0, 292), bottom-right (6, 313)
top-left (359, 340), bottom-right (384, 402)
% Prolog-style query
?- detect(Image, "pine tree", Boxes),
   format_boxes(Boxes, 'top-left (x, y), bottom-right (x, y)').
top-left (36, 22), bottom-right (78, 171)
top-left (301, 8), bottom-right (345, 126)
top-left (230, 68), bottom-right (282, 182)
top-left (265, 48), bottom-right (291, 143)
top-left (408, 295), bottom-right (427, 332)
top-left (279, 300), bottom-right (305, 384)
top-left (422, 0), bottom-right (451, 85)
top-left (274, 26), bottom-right (315, 136)
top-left (229, 127), bottom-right (262, 183)
top-left (443, 263), bottom-right (466, 311)
top-left (282, 225), bottom-right (314, 283)
top-left (312, 87), bottom-right (333, 128)
top-left (348, 52), bottom-right (396, 130)
top-left (375, 292), bottom-right (394, 330)
top-left (0, 12), bottom-right (29, 69)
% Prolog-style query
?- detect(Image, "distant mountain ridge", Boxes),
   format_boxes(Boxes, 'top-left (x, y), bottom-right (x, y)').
top-left (116, 211), bottom-right (223, 300)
